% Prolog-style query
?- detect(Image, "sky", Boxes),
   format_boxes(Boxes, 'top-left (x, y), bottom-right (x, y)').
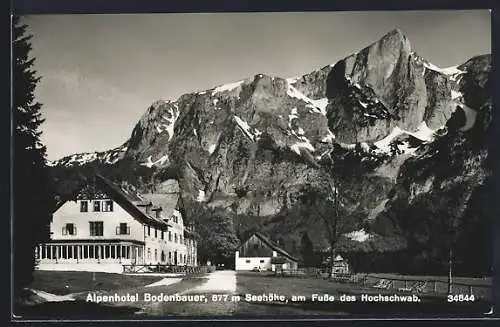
top-left (20, 10), bottom-right (491, 160)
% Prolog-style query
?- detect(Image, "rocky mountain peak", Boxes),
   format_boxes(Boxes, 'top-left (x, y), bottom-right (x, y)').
top-left (50, 28), bottom-right (492, 276)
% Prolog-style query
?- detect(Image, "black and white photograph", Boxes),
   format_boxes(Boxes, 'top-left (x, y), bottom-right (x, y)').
top-left (11, 10), bottom-right (494, 319)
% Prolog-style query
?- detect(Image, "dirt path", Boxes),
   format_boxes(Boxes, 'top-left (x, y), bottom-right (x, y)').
top-left (187, 270), bottom-right (237, 294)
top-left (140, 270), bottom-right (238, 316)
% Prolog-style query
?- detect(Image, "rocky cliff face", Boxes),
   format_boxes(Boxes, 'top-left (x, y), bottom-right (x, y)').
top-left (50, 29), bottom-right (492, 274)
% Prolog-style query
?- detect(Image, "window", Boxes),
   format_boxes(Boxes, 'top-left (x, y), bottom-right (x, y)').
top-left (147, 226), bottom-right (150, 236)
top-left (168, 231), bottom-right (172, 241)
top-left (147, 247), bottom-right (151, 260)
top-left (174, 233), bottom-right (178, 243)
top-left (161, 231), bottom-right (164, 240)
top-left (117, 223), bottom-right (129, 235)
top-left (89, 221), bottom-right (103, 236)
top-left (93, 201), bottom-right (101, 212)
top-left (62, 223), bottom-right (76, 235)
top-left (245, 260), bottom-right (251, 263)
top-left (154, 249), bottom-right (158, 261)
top-left (80, 201), bottom-right (88, 212)
top-left (260, 260), bottom-right (265, 263)
top-left (154, 228), bottom-right (157, 238)
top-left (102, 200), bottom-right (113, 212)
top-left (161, 251), bottom-right (165, 262)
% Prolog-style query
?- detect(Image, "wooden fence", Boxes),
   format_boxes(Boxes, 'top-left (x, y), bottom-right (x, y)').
top-left (357, 274), bottom-right (493, 299)
top-left (272, 269), bottom-right (492, 298)
top-left (123, 264), bottom-right (215, 275)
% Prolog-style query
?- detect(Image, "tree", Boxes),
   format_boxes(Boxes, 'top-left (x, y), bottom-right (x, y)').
top-left (300, 231), bottom-right (314, 267)
top-left (12, 16), bottom-right (53, 301)
top-left (186, 201), bottom-right (240, 266)
top-left (299, 147), bottom-right (363, 276)
top-left (435, 184), bottom-right (471, 294)
top-left (298, 178), bottom-right (354, 277)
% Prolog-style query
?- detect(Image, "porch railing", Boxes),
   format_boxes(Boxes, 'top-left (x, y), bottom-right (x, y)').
top-left (122, 264), bottom-right (214, 274)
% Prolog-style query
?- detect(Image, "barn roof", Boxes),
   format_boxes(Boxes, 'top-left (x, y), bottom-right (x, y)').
top-left (241, 232), bottom-right (298, 262)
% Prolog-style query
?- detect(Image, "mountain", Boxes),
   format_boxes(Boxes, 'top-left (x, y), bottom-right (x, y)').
top-left (49, 29), bottom-right (492, 275)
top-left (47, 142), bottom-right (128, 167)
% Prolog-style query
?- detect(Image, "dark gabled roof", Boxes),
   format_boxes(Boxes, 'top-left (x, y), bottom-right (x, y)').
top-left (52, 174), bottom-right (91, 213)
top-left (52, 174), bottom-right (172, 230)
top-left (140, 192), bottom-right (179, 219)
top-left (94, 174), bottom-right (171, 230)
top-left (241, 232), bottom-right (298, 262)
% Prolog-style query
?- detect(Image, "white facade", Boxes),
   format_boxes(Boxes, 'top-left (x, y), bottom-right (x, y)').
top-left (234, 233), bottom-right (299, 272)
top-left (235, 250), bottom-right (277, 271)
top-left (143, 209), bottom-right (197, 266)
top-left (36, 177), bottom-right (198, 272)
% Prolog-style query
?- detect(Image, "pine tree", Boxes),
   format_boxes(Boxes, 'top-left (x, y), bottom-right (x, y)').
top-left (12, 16), bottom-right (53, 301)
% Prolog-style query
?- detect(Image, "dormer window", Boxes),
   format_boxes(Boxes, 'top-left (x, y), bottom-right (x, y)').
top-left (152, 206), bottom-right (162, 219)
top-left (102, 200), bottom-right (113, 212)
top-left (93, 201), bottom-right (101, 212)
top-left (80, 201), bottom-right (88, 212)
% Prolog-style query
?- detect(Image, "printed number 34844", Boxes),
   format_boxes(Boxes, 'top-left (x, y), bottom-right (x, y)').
top-left (447, 294), bottom-right (475, 302)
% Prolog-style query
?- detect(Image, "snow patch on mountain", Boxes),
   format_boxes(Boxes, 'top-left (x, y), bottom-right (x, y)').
top-left (451, 90), bottom-right (462, 100)
top-left (157, 107), bottom-right (179, 140)
top-left (457, 103), bottom-right (478, 132)
top-left (208, 143), bottom-right (217, 154)
top-left (424, 63), bottom-right (464, 76)
top-left (321, 130), bottom-right (336, 143)
top-left (344, 229), bottom-right (372, 242)
top-left (142, 154), bottom-right (169, 168)
top-left (310, 98), bottom-right (329, 115)
top-left (196, 190), bottom-right (206, 202)
top-left (407, 122), bottom-right (435, 142)
top-left (286, 84), bottom-right (328, 115)
top-left (212, 80), bottom-right (244, 95)
top-left (48, 144), bottom-right (127, 167)
top-left (233, 116), bottom-right (262, 142)
top-left (288, 108), bottom-right (299, 123)
top-left (290, 140), bottom-right (315, 155)
top-left (374, 127), bottom-right (404, 151)
top-left (374, 122), bottom-right (436, 153)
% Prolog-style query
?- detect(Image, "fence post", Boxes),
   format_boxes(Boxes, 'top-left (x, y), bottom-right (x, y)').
top-left (434, 281), bottom-right (437, 293)
top-left (469, 285), bottom-right (473, 296)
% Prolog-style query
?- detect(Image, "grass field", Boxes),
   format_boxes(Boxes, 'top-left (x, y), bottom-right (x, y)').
top-left (18, 270), bottom-right (493, 318)
top-left (29, 271), bottom-right (164, 295)
top-left (233, 272), bottom-right (492, 316)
